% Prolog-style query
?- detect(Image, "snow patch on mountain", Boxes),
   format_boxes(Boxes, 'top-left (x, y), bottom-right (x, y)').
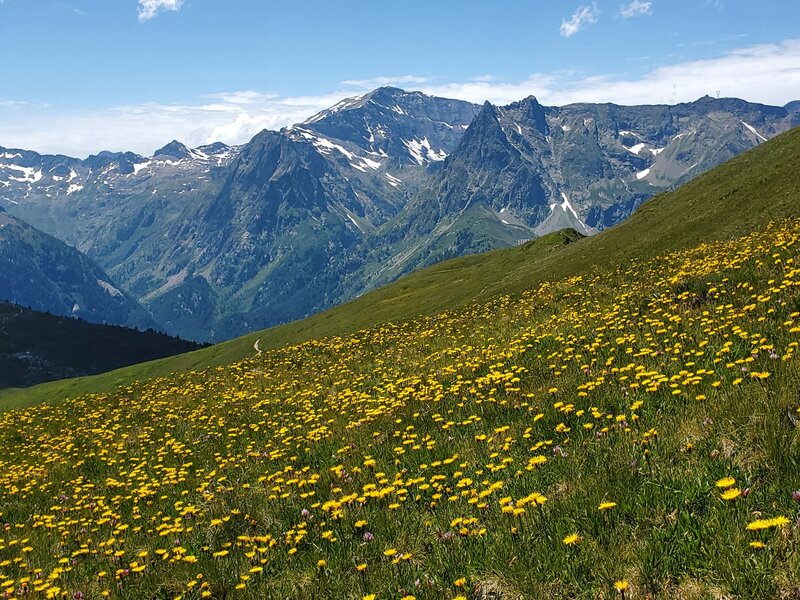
top-left (403, 138), bottom-right (447, 165)
top-left (624, 142), bottom-right (646, 155)
top-left (311, 136), bottom-right (355, 160)
top-left (303, 94), bottom-right (367, 125)
top-left (360, 157), bottom-right (382, 170)
top-left (2, 164), bottom-right (43, 183)
top-left (559, 192), bottom-right (581, 220)
top-left (385, 173), bottom-right (402, 187)
top-left (537, 192), bottom-right (594, 237)
top-left (741, 121), bottom-right (768, 142)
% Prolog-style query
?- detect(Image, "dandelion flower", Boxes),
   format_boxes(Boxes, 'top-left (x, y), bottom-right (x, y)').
top-left (715, 477), bottom-right (736, 489)
top-left (746, 516), bottom-right (790, 531)
top-left (563, 533), bottom-right (580, 545)
top-left (598, 501), bottom-right (617, 511)
top-left (720, 488), bottom-right (741, 501)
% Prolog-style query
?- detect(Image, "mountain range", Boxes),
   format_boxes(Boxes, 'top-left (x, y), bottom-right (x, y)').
top-left (1, 88), bottom-right (798, 341)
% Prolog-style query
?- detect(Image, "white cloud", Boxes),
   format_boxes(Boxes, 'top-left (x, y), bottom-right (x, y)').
top-left (340, 75), bottom-right (431, 89)
top-left (2, 40), bottom-right (799, 158)
top-left (560, 3), bottom-right (600, 37)
top-left (0, 92), bottom-right (348, 157)
top-left (418, 74), bottom-right (560, 106)
top-left (620, 1), bottom-right (652, 18)
top-left (0, 99), bottom-right (30, 108)
top-left (415, 40), bottom-right (800, 107)
top-left (539, 39), bottom-right (800, 106)
top-left (137, 0), bottom-right (182, 22)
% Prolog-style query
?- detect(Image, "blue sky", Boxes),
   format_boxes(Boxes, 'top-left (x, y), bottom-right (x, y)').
top-left (1, 0), bottom-right (799, 156)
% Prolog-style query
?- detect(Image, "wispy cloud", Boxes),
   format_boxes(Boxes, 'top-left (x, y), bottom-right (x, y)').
top-left (417, 40), bottom-right (800, 107)
top-left (137, 0), bottom-right (182, 22)
top-left (340, 75), bottom-right (431, 89)
top-left (560, 3), bottom-right (600, 37)
top-left (66, 5), bottom-right (87, 16)
top-left (2, 40), bottom-right (799, 157)
top-left (620, 1), bottom-right (652, 18)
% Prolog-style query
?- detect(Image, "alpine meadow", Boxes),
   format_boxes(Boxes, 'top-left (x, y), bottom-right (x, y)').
top-left (0, 123), bottom-right (798, 599)
top-left (2, 1), bottom-right (800, 599)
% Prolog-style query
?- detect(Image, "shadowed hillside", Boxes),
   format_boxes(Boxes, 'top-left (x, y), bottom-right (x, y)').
top-left (0, 302), bottom-right (204, 389)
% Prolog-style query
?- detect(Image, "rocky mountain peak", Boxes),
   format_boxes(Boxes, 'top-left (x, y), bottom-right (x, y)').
top-left (154, 140), bottom-right (193, 160)
top-left (196, 142), bottom-right (232, 156)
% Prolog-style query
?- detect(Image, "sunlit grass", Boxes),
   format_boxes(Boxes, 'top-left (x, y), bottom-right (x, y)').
top-left (0, 219), bottom-right (799, 598)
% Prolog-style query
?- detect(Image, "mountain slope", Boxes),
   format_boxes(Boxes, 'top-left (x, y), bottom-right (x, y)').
top-left (0, 301), bottom-right (203, 389)
top-left (148, 130), bottom-right (369, 340)
top-left (0, 209), bottom-right (155, 329)
top-left (3, 124), bottom-right (798, 410)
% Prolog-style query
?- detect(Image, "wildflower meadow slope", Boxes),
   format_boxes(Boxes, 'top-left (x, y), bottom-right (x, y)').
top-left (1, 216), bottom-right (799, 598)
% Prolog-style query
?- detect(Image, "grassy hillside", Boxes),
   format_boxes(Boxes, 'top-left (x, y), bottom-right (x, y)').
top-left (1, 216), bottom-right (799, 598)
top-left (0, 302), bottom-right (203, 389)
top-left (2, 126), bottom-right (798, 410)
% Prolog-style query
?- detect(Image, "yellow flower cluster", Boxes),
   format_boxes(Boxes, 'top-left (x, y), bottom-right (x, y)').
top-left (0, 220), bottom-right (798, 597)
